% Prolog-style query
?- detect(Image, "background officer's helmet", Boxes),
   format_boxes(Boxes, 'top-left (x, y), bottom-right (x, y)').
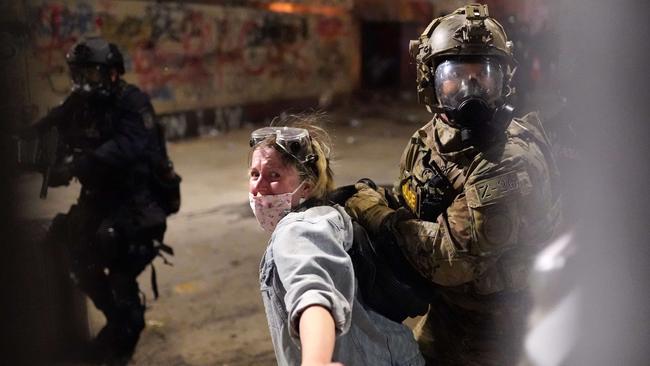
top-left (66, 36), bottom-right (125, 97)
top-left (410, 4), bottom-right (515, 129)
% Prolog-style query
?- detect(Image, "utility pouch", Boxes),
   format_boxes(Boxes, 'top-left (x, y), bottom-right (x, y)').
top-left (152, 159), bottom-right (182, 215)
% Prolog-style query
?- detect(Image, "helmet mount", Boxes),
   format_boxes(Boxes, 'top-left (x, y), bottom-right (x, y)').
top-left (454, 4), bottom-right (494, 46)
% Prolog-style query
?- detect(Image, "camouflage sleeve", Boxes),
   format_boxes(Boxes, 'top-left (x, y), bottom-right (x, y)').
top-left (394, 136), bottom-right (557, 293)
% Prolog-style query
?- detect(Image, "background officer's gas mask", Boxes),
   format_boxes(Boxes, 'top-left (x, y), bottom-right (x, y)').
top-left (66, 37), bottom-right (125, 100)
top-left (434, 57), bottom-right (506, 135)
top-left (69, 63), bottom-right (114, 98)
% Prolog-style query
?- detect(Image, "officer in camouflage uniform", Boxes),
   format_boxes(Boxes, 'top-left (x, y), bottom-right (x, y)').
top-left (28, 37), bottom-right (179, 362)
top-left (346, 5), bottom-right (561, 365)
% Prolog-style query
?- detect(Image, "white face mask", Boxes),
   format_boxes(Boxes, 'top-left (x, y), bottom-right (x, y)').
top-left (249, 182), bottom-right (305, 233)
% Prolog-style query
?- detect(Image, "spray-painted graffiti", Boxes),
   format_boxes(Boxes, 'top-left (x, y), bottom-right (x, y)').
top-left (27, 0), bottom-right (356, 116)
top-left (159, 105), bottom-right (245, 140)
top-left (30, 1), bottom-right (96, 93)
top-left (198, 106), bottom-right (244, 135)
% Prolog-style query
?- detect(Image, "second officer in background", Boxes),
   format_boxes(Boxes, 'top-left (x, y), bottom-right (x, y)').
top-left (31, 36), bottom-right (180, 362)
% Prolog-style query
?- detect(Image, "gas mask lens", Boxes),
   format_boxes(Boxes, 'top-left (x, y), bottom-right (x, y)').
top-left (434, 59), bottom-right (504, 109)
top-left (69, 65), bottom-right (106, 93)
top-left (250, 127), bottom-right (317, 164)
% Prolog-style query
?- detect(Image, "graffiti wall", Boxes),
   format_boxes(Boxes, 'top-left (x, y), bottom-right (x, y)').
top-left (27, 0), bottom-right (359, 118)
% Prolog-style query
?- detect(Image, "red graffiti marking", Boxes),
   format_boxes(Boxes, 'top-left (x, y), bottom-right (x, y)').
top-left (31, 2), bottom-right (350, 101)
top-left (316, 17), bottom-right (344, 39)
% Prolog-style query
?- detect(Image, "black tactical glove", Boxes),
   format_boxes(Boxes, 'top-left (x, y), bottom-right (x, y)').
top-left (48, 164), bottom-right (73, 187)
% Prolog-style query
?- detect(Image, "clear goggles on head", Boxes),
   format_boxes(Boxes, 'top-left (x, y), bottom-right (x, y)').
top-left (249, 126), bottom-right (318, 165)
top-left (434, 58), bottom-right (505, 109)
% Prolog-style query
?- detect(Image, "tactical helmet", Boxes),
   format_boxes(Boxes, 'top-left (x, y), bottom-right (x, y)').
top-left (410, 4), bottom-right (515, 132)
top-left (66, 36), bottom-right (125, 96)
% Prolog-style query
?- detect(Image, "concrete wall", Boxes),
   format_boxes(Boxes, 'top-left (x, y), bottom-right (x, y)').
top-left (25, 0), bottom-right (360, 134)
top-left (354, 0), bottom-right (432, 23)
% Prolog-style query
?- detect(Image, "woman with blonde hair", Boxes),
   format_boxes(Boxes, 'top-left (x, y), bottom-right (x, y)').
top-left (248, 114), bottom-right (423, 366)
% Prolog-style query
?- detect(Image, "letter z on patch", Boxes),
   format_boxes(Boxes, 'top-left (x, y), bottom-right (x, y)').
top-left (472, 171), bottom-right (525, 205)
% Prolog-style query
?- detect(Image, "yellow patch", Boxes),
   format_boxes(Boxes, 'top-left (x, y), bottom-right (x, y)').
top-left (402, 181), bottom-right (418, 213)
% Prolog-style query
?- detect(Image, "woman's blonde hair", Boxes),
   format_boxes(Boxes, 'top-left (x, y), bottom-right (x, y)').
top-left (254, 112), bottom-right (334, 201)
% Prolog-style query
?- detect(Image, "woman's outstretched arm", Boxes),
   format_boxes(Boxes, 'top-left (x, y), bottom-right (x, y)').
top-left (299, 305), bottom-right (343, 366)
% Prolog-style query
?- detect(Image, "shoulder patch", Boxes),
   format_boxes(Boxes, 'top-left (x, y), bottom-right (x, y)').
top-left (401, 179), bottom-right (418, 214)
top-left (466, 171), bottom-right (532, 207)
top-left (140, 108), bottom-right (155, 130)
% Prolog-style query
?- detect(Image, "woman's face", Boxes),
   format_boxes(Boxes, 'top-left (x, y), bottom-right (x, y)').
top-left (249, 146), bottom-right (310, 205)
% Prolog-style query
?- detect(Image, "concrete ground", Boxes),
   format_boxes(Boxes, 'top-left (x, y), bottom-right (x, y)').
top-left (17, 100), bottom-right (430, 365)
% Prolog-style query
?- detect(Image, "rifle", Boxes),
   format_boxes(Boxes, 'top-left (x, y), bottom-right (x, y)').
top-left (20, 93), bottom-right (87, 198)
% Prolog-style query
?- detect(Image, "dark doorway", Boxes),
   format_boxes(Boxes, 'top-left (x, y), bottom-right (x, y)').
top-left (361, 22), bottom-right (401, 89)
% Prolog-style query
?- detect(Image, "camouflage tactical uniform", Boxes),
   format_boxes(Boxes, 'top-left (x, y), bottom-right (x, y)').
top-left (392, 112), bottom-right (560, 365)
top-left (346, 5), bottom-right (562, 364)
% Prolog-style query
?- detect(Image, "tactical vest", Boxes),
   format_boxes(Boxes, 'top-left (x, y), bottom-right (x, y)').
top-left (395, 112), bottom-right (561, 294)
top-left (393, 113), bottom-right (562, 365)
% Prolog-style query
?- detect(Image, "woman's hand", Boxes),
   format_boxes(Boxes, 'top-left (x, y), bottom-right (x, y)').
top-left (301, 363), bottom-right (344, 366)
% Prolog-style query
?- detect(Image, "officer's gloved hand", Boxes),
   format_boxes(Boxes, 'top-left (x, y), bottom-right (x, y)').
top-left (48, 164), bottom-right (73, 187)
top-left (345, 182), bottom-right (396, 235)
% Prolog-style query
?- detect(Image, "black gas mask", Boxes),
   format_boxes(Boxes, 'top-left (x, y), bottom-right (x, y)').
top-left (66, 38), bottom-right (125, 100)
top-left (69, 63), bottom-right (115, 99)
top-left (434, 57), bottom-right (513, 141)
